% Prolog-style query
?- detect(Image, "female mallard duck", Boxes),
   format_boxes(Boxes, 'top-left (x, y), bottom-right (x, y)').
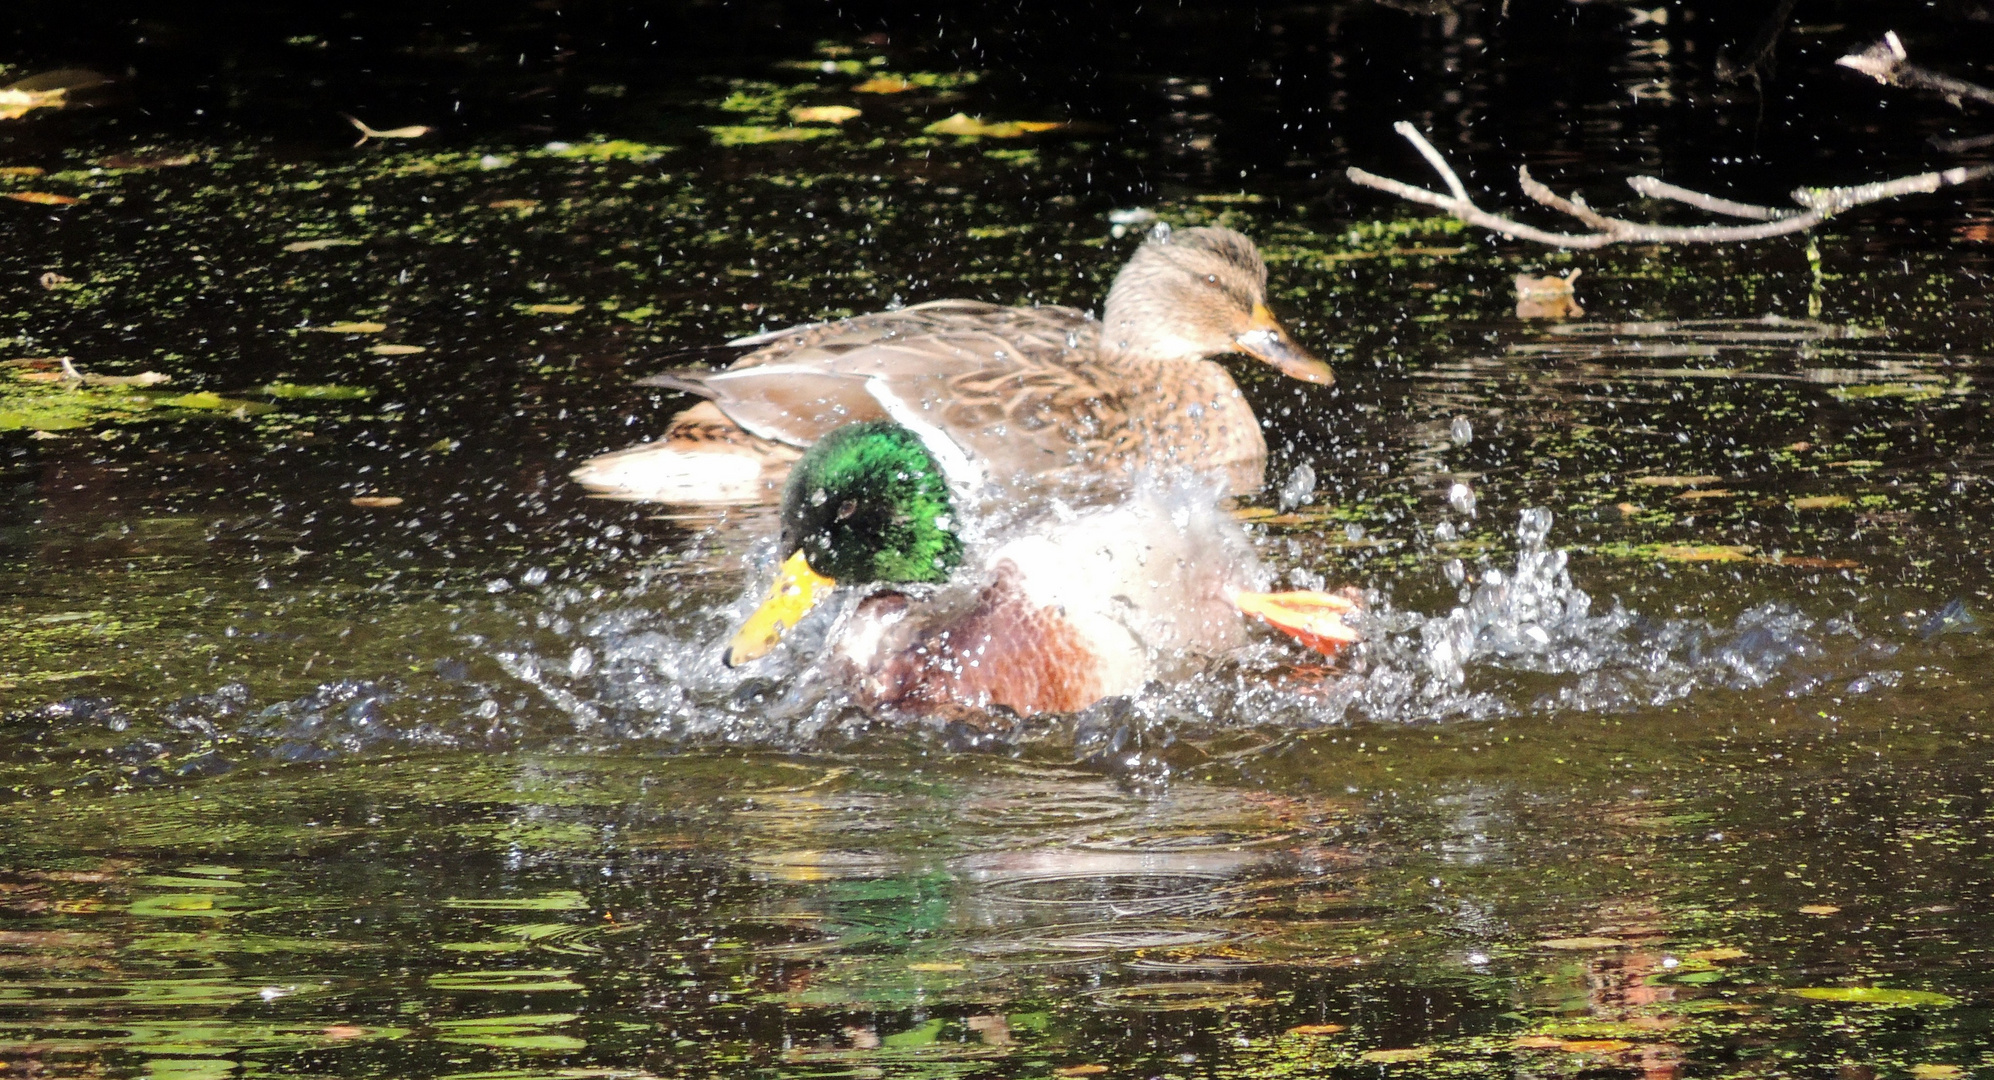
top-left (724, 420), bottom-right (1358, 717)
top-left (571, 225), bottom-right (1330, 504)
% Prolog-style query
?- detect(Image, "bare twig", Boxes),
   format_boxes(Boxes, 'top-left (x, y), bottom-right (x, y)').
top-left (1346, 121), bottom-right (1993, 249)
top-left (1624, 177), bottom-right (1791, 221)
top-left (1932, 131), bottom-right (1994, 153)
top-left (1838, 32), bottom-right (1994, 109)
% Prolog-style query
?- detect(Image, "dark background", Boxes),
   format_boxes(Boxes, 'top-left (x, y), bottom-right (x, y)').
top-left (12, 1), bottom-right (1994, 209)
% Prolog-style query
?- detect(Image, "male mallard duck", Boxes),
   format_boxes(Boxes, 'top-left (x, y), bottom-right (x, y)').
top-left (571, 226), bottom-right (1329, 504)
top-left (724, 420), bottom-right (1358, 717)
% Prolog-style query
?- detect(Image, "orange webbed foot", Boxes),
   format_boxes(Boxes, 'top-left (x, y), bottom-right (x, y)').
top-left (1230, 588), bottom-right (1362, 656)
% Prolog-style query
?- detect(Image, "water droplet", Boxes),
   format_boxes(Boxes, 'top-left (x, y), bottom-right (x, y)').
top-left (1448, 482), bottom-right (1477, 516)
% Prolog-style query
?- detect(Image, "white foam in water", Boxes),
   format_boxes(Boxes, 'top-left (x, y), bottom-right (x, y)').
top-left (488, 509), bottom-right (1893, 752)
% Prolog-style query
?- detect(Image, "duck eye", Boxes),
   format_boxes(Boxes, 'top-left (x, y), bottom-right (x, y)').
top-left (1206, 274), bottom-right (1218, 284)
top-left (836, 499), bottom-right (859, 521)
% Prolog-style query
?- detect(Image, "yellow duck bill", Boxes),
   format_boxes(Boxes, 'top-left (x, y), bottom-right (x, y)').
top-left (1235, 303), bottom-right (1333, 386)
top-left (725, 550), bottom-right (837, 666)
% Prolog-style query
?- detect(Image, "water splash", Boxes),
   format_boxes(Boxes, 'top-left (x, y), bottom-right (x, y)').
top-left (6, 511), bottom-right (1897, 792)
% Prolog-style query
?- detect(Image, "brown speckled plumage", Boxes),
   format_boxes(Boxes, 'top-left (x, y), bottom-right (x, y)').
top-left (570, 227), bottom-right (1325, 503)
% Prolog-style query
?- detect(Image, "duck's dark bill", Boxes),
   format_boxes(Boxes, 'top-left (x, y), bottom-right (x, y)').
top-left (1235, 303), bottom-right (1333, 385)
top-left (725, 550), bottom-right (837, 666)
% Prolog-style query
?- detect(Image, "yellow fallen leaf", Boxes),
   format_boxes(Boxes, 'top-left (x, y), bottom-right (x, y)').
top-left (924, 112), bottom-right (1063, 138)
top-left (368, 344), bottom-right (425, 356)
top-left (1052, 1067), bottom-right (1109, 1077)
top-left (1770, 555), bottom-right (1862, 570)
top-left (1676, 488), bottom-right (1736, 500)
top-left (521, 303), bottom-right (584, 315)
top-left (283, 238), bottom-right (362, 252)
top-left (906, 962), bottom-right (964, 971)
top-left (1286, 1023), bottom-right (1347, 1036)
top-left (1360, 1048), bottom-right (1433, 1064)
top-left (1631, 475), bottom-right (1723, 487)
top-left (5, 191), bottom-right (78, 206)
top-left (350, 496), bottom-right (404, 508)
top-left (1686, 947), bottom-right (1748, 962)
top-left (487, 198), bottom-right (539, 210)
top-left (1536, 936), bottom-right (1628, 950)
top-left (1911, 1065), bottom-right (1964, 1079)
top-left (1653, 544), bottom-right (1754, 563)
top-left (309, 321), bottom-right (387, 334)
top-left (854, 76), bottom-right (916, 94)
top-left (1825, 459), bottom-right (1883, 469)
top-left (1790, 495), bottom-right (1851, 509)
top-left (791, 105), bottom-right (861, 124)
top-left (1798, 904), bottom-right (1840, 915)
top-left (0, 166), bottom-right (43, 176)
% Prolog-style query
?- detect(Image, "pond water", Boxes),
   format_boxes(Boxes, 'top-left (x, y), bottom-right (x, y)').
top-left (5, 2), bottom-right (1994, 1077)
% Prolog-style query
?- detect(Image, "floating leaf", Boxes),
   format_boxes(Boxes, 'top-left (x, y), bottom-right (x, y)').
top-left (368, 344), bottom-right (425, 356)
top-left (1790, 495), bottom-right (1851, 509)
top-left (155, 392), bottom-right (273, 415)
top-left (5, 191), bottom-right (79, 206)
top-left (924, 113), bottom-right (1063, 138)
top-left (435, 1012), bottom-right (585, 1051)
top-left (441, 891), bottom-right (589, 911)
top-left (705, 125), bottom-right (836, 146)
top-left (1826, 459), bottom-right (1883, 469)
top-left (519, 303), bottom-right (584, 315)
top-left (426, 969), bottom-right (583, 992)
top-left (487, 199), bottom-right (539, 210)
top-left (906, 962), bottom-right (965, 971)
top-left (791, 105), bottom-right (861, 123)
top-left (1911, 1066), bottom-right (1964, 1079)
top-left (1798, 904), bottom-right (1841, 915)
top-left (282, 238), bottom-right (361, 252)
top-left (1537, 936), bottom-right (1629, 950)
top-left (1052, 1067), bottom-right (1109, 1077)
top-left (1286, 1023), bottom-right (1347, 1036)
top-left (854, 76), bottom-right (916, 94)
top-left (1676, 488), bottom-right (1737, 500)
top-left (1360, 1048), bottom-right (1434, 1063)
top-left (1631, 475), bottom-right (1723, 487)
top-left (0, 166), bottom-right (44, 177)
top-left (263, 381), bottom-right (373, 400)
top-left (1791, 986), bottom-right (1956, 1006)
top-left (1770, 555), bottom-right (1862, 570)
top-left (97, 151), bottom-right (199, 169)
top-left (350, 496), bottom-right (404, 509)
top-left (1830, 382), bottom-right (1942, 401)
top-left (543, 139), bottom-right (669, 162)
top-left (307, 321), bottom-right (386, 334)
top-left (1517, 1036), bottom-right (1635, 1053)
top-left (1686, 947), bottom-right (1748, 962)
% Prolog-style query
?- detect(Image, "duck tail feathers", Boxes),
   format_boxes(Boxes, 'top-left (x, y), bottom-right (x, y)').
top-left (631, 370), bottom-right (714, 395)
top-left (569, 442), bottom-right (772, 504)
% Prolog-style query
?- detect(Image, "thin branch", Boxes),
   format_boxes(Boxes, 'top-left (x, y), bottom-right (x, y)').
top-left (1624, 176), bottom-right (1792, 221)
top-left (1932, 131), bottom-right (1994, 153)
top-left (1791, 164), bottom-right (1994, 214)
top-left (1346, 123), bottom-right (1992, 248)
top-left (1837, 31), bottom-right (1994, 109)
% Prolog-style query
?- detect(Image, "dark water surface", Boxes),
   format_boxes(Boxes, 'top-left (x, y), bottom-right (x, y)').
top-left (5, 2), bottom-right (1994, 1077)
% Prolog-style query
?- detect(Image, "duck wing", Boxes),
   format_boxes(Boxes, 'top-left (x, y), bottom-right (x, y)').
top-left (644, 304), bottom-right (1134, 490)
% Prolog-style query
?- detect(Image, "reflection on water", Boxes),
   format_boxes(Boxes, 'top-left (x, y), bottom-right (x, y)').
top-left (2, 754), bottom-right (1990, 1078)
